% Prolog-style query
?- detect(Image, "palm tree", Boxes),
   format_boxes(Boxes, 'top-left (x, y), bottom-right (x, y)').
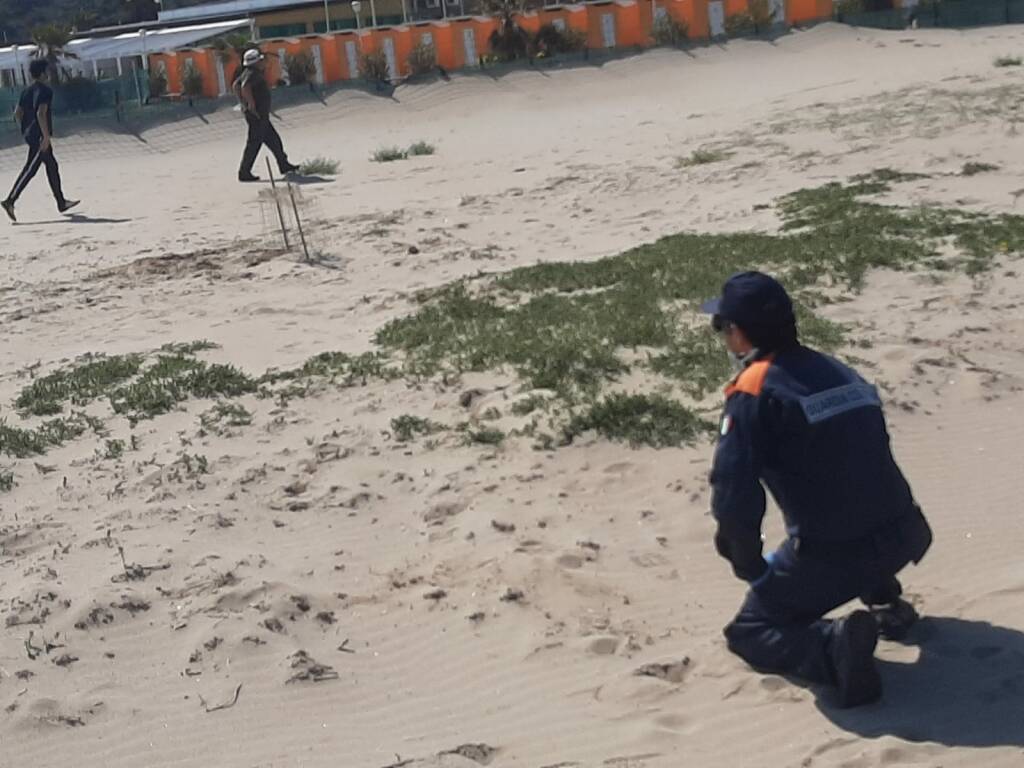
top-left (211, 32), bottom-right (255, 85)
top-left (70, 11), bottom-right (98, 34)
top-left (30, 24), bottom-right (78, 82)
top-left (123, 0), bottom-right (159, 24)
top-left (484, 0), bottom-right (532, 62)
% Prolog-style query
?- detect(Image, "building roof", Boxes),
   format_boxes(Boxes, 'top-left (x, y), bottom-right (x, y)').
top-left (0, 45), bottom-right (37, 71)
top-left (0, 19), bottom-right (246, 69)
top-left (158, 0), bottom-right (326, 24)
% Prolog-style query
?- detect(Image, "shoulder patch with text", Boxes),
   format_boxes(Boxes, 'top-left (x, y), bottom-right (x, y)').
top-left (799, 383), bottom-right (882, 424)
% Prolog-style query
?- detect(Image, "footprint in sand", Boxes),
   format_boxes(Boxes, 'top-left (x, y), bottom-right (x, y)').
top-left (589, 636), bottom-right (621, 656)
top-left (556, 553), bottom-right (584, 570)
top-left (603, 461), bottom-right (634, 475)
top-left (439, 744), bottom-right (498, 765)
top-left (652, 712), bottom-right (689, 733)
top-left (760, 675), bottom-right (787, 691)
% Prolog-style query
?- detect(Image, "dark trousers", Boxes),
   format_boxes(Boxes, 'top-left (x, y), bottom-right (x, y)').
top-left (239, 112), bottom-right (291, 176)
top-left (724, 508), bottom-right (932, 685)
top-left (6, 140), bottom-right (65, 206)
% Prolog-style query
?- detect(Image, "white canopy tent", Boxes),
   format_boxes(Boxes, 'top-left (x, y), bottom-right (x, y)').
top-left (1, 19), bottom-right (246, 85)
top-left (67, 19), bottom-right (248, 64)
top-left (0, 44), bottom-right (38, 81)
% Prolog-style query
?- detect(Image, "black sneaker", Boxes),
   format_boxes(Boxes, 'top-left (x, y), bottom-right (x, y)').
top-left (831, 610), bottom-right (882, 708)
top-left (281, 163), bottom-right (300, 175)
top-left (1, 200), bottom-right (14, 223)
top-left (238, 173), bottom-right (261, 182)
top-left (871, 598), bottom-right (919, 642)
top-left (58, 199), bottom-right (80, 214)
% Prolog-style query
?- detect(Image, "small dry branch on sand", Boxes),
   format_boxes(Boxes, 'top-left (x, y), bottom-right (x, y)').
top-left (197, 683), bottom-right (242, 713)
top-left (113, 545), bottom-right (170, 582)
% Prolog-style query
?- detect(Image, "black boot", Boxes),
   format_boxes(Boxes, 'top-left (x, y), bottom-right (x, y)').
top-left (830, 610), bottom-right (882, 708)
top-left (870, 597), bottom-right (919, 642)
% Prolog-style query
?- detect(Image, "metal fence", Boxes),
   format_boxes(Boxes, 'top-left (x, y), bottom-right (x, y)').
top-left (0, 70), bottom-right (150, 133)
top-left (840, 0), bottom-right (1024, 29)
top-left (4, 2), bottom-right (1024, 132)
top-left (0, 78), bottom-right (355, 156)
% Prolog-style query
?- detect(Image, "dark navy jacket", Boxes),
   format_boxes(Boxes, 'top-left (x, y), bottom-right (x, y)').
top-left (710, 345), bottom-right (917, 581)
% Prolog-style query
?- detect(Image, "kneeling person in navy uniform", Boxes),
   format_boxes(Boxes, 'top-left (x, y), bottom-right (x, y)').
top-left (703, 272), bottom-right (932, 707)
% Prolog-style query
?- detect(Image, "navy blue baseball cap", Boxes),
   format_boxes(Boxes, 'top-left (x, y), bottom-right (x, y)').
top-left (701, 271), bottom-right (795, 331)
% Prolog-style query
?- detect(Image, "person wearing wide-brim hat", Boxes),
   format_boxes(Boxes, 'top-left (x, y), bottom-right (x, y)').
top-left (234, 48), bottom-right (299, 183)
top-left (703, 271), bottom-right (933, 707)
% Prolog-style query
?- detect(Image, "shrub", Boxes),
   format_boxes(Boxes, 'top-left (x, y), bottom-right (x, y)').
top-left (392, 415), bottom-right (444, 442)
top-left (511, 394), bottom-right (548, 416)
top-left (467, 428), bottom-right (505, 446)
top-left (534, 23), bottom-right (588, 56)
top-left (564, 394), bottom-right (706, 448)
top-left (360, 50), bottom-right (391, 85)
top-left (200, 402), bottom-right (253, 435)
top-left (55, 76), bottom-right (104, 112)
top-left (564, 28), bottom-right (588, 52)
top-left (724, 12), bottom-right (755, 37)
top-left (488, 2), bottom-right (530, 62)
top-left (408, 141), bottom-right (435, 157)
top-left (300, 156), bottom-right (340, 175)
top-left (748, 0), bottom-right (774, 30)
top-left (652, 15), bottom-right (689, 46)
top-left (373, 146), bottom-right (407, 162)
top-left (284, 50), bottom-right (317, 85)
top-left (961, 161), bottom-right (999, 176)
top-left (210, 35), bottom-right (253, 83)
top-left (994, 55), bottom-right (1022, 68)
top-left (533, 23), bottom-right (561, 54)
top-left (148, 68), bottom-right (168, 99)
top-left (677, 147), bottom-right (732, 167)
top-left (180, 60), bottom-right (204, 100)
top-left (835, 0), bottom-right (865, 17)
top-left (408, 41), bottom-right (437, 76)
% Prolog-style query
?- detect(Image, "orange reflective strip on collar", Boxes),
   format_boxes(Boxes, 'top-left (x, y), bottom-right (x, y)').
top-left (724, 356), bottom-right (775, 398)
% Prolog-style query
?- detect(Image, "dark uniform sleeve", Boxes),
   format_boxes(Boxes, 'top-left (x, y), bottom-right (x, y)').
top-left (709, 393), bottom-right (768, 582)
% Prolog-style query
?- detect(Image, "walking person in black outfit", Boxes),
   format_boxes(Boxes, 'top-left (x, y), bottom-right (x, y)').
top-left (234, 49), bottom-right (299, 182)
top-left (3, 60), bottom-right (80, 223)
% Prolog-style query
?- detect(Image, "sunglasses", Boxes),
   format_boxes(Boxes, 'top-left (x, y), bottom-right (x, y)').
top-left (712, 314), bottom-right (730, 334)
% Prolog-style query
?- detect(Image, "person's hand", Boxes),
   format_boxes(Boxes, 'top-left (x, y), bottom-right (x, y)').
top-left (39, 136), bottom-right (52, 153)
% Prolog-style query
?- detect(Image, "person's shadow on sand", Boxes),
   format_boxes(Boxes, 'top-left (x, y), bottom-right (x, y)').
top-left (817, 616), bottom-right (1024, 748)
top-left (286, 173), bottom-right (334, 186)
top-left (15, 213), bottom-right (132, 226)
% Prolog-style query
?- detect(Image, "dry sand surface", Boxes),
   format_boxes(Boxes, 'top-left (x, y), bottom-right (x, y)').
top-left (2, 21), bottom-right (1024, 768)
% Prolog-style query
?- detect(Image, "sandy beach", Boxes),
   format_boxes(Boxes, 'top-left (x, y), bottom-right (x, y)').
top-left (2, 22), bottom-right (1024, 768)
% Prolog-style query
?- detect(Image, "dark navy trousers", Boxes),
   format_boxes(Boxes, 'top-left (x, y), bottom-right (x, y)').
top-left (724, 508), bottom-right (931, 684)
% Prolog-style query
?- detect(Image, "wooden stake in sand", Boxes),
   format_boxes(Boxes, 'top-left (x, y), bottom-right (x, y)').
top-left (265, 159), bottom-right (290, 250)
top-left (287, 181), bottom-right (310, 263)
